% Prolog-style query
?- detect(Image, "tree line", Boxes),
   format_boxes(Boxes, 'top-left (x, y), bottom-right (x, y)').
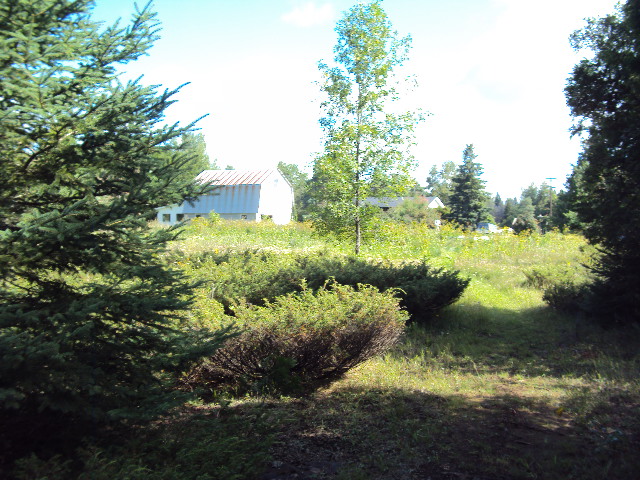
top-left (279, 142), bottom-right (581, 235)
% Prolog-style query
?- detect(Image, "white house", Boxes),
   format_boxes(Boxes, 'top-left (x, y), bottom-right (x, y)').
top-left (366, 196), bottom-right (445, 211)
top-left (157, 169), bottom-right (294, 225)
top-left (476, 222), bottom-right (500, 233)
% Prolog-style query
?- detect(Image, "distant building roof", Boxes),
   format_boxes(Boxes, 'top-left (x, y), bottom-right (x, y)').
top-left (196, 169), bottom-right (278, 186)
top-left (365, 197), bottom-right (408, 208)
top-left (366, 196), bottom-right (445, 208)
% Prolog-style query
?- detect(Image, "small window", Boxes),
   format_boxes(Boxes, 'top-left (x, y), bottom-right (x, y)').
top-left (162, 214), bottom-right (171, 223)
top-left (240, 215), bottom-right (247, 220)
top-left (176, 213), bottom-right (185, 222)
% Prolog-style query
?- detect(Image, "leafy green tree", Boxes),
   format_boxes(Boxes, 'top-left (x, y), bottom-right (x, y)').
top-left (520, 182), bottom-right (558, 231)
top-left (310, 1), bottom-right (422, 254)
top-left (445, 145), bottom-right (491, 229)
top-left (381, 197), bottom-right (442, 225)
top-left (181, 132), bottom-right (216, 171)
top-left (565, 0), bottom-right (640, 323)
top-left (278, 161), bottom-right (311, 221)
top-left (405, 178), bottom-right (427, 196)
top-left (511, 197), bottom-right (540, 233)
top-left (552, 188), bottom-right (580, 231)
top-left (425, 160), bottom-right (456, 204)
top-left (0, 0), bottom-right (230, 449)
top-left (162, 132), bottom-right (213, 186)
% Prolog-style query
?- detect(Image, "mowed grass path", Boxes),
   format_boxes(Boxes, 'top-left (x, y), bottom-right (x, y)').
top-left (175, 221), bottom-right (640, 480)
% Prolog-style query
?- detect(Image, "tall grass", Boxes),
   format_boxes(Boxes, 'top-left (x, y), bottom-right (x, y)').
top-left (174, 218), bottom-right (587, 263)
top-left (165, 220), bottom-right (639, 479)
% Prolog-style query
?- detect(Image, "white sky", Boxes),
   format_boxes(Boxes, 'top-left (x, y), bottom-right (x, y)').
top-left (91, 0), bottom-right (619, 199)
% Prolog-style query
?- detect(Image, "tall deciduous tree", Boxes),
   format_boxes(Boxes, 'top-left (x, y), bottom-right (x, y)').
top-left (310, 1), bottom-right (422, 254)
top-left (0, 0), bottom-right (230, 447)
top-left (278, 161), bottom-right (311, 221)
top-left (445, 145), bottom-right (490, 229)
top-left (425, 160), bottom-right (456, 204)
top-left (181, 132), bottom-right (214, 171)
top-left (565, 0), bottom-right (640, 323)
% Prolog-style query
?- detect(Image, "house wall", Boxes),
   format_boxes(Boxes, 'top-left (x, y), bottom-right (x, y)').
top-left (184, 185), bottom-right (261, 215)
top-left (156, 185), bottom-right (261, 225)
top-left (257, 173), bottom-right (294, 224)
top-left (426, 198), bottom-right (445, 209)
top-left (156, 172), bottom-right (293, 225)
top-left (156, 204), bottom-right (183, 224)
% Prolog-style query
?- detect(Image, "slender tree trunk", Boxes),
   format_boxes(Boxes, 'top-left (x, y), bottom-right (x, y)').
top-left (354, 87), bottom-right (362, 255)
top-left (355, 203), bottom-right (361, 255)
top-left (355, 163), bottom-right (361, 255)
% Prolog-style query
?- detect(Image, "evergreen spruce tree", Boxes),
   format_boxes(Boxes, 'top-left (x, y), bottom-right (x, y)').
top-left (553, 168), bottom-right (585, 232)
top-left (0, 0), bottom-right (230, 449)
top-left (492, 193), bottom-right (506, 224)
top-left (565, 0), bottom-right (640, 324)
top-left (445, 145), bottom-right (490, 229)
top-left (501, 198), bottom-right (518, 227)
top-left (511, 197), bottom-right (540, 233)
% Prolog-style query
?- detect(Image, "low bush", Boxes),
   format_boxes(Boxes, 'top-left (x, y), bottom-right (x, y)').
top-left (523, 264), bottom-right (592, 313)
top-left (184, 250), bottom-right (468, 324)
top-left (310, 257), bottom-right (469, 323)
top-left (181, 284), bottom-right (408, 396)
top-left (542, 280), bottom-right (590, 312)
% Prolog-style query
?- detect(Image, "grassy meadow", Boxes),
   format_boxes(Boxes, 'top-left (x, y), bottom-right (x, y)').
top-left (166, 219), bottom-right (639, 480)
top-left (16, 220), bottom-right (639, 480)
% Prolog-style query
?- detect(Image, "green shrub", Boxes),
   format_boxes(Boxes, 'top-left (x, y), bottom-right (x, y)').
top-left (182, 284), bottom-right (408, 396)
top-left (308, 257), bottom-right (469, 323)
top-left (542, 281), bottom-right (590, 312)
top-left (185, 250), bottom-right (468, 324)
top-left (523, 264), bottom-right (592, 313)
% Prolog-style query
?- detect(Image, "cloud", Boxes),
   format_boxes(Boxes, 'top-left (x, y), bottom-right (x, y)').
top-left (281, 2), bottom-right (335, 28)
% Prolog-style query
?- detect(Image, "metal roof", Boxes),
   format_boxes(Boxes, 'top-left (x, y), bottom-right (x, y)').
top-left (366, 196), bottom-right (445, 208)
top-left (196, 169), bottom-right (277, 186)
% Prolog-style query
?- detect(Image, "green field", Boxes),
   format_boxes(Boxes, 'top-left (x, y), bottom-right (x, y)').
top-left (14, 220), bottom-right (639, 480)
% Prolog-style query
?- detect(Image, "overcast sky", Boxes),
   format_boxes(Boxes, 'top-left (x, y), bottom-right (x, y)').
top-left (92, 0), bottom-right (619, 199)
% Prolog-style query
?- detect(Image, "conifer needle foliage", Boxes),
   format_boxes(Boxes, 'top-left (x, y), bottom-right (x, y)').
top-left (565, 0), bottom-right (640, 324)
top-left (0, 0), bottom-right (230, 451)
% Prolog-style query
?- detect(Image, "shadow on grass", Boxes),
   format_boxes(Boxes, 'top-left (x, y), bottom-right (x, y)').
top-left (260, 385), bottom-right (640, 480)
top-left (395, 302), bottom-right (640, 382)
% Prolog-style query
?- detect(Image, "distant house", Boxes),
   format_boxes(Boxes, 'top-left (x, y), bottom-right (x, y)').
top-left (366, 196), bottom-right (445, 212)
top-left (476, 222), bottom-right (500, 233)
top-left (157, 169), bottom-right (294, 225)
